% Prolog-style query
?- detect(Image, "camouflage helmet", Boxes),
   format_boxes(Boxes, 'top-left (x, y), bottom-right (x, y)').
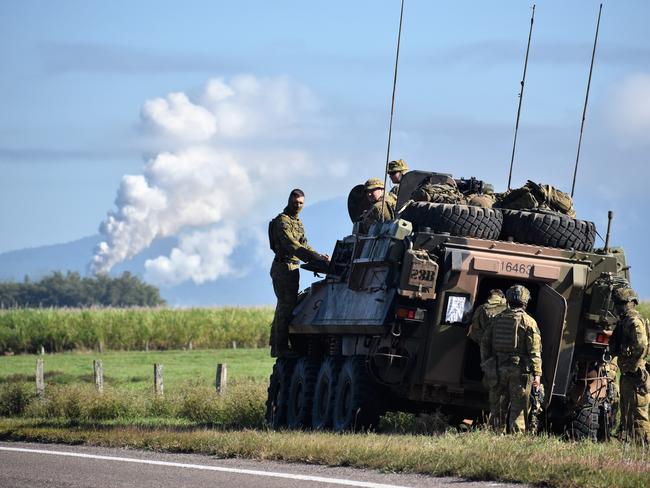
top-left (388, 159), bottom-right (408, 173)
top-left (506, 284), bottom-right (531, 306)
top-left (365, 177), bottom-right (385, 190)
top-left (612, 287), bottom-right (639, 305)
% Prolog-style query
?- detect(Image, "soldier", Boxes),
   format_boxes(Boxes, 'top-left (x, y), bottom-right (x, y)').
top-left (481, 284), bottom-right (542, 433)
top-left (268, 189), bottom-right (329, 357)
top-left (387, 159), bottom-right (408, 196)
top-left (468, 289), bottom-right (507, 345)
top-left (610, 286), bottom-right (650, 443)
top-left (360, 178), bottom-right (397, 233)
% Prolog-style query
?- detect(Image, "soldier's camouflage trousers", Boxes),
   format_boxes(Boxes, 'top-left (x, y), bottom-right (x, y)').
top-left (619, 367), bottom-right (650, 444)
top-left (489, 363), bottom-right (532, 433)
top-left (270, 261), bottom-right (299, 356)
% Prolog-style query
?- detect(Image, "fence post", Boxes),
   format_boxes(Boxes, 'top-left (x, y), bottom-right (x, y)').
top-left (39, 345), bottom-right (45, 355)
top-left (154, 364), bottom-right (164, 395)
top-left (216, 363), bottom-right (227, 394)
top-left (93, 360), bottom-right (104, 393)
top-left (231, 341), bottom-right (237, 350)
top-left (36, 359), bottom-right (45, 397)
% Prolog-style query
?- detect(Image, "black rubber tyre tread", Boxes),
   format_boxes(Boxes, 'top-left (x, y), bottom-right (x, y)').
top-left (286, 357), bottom-right (320, 430)
top-left (500, 209), bottom-right (596, 251)
top-left (400, 202), bottom-right (503, 239)
top-left (333, 356), bottom-right (380, 432)
top-left (567, 392), bottom-right (600, 441)
top-left (265, 358), bottom-right (296, 429)
top-left (311, 356), bottom-right (343, 431)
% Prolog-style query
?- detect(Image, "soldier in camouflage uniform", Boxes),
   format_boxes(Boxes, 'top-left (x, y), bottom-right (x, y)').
top-left (468, 289), bottom-right (507, 345)
top-left (388, 159), bottom-right (408, 197)
top-left (481, 284), bottom-right (542, 433)
top-left (610, 286), bottom-right (650, 443)
top-left (269, 189), bottom-right (329, 357)
top-left (360, 178), bottom-right (397, 234)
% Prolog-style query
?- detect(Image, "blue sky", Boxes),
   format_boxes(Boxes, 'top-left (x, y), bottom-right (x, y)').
top-left (1, 1), bottom-right (649, 294)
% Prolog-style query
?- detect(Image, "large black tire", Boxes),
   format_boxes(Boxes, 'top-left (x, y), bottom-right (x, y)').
top-left (265, 358), bottom-right (296, 429)
top-left (286, 357), bottom-right (320, 429)
top-left (400, 202), bottom-right (503, 239)
top-left (567, 393), bottom-right (600, 441)
top-left (333, 357), bottom-right (380, 432)
top-left (311, 357), bottom-right (342, 431)
top-left (501, 209), bottom-right (596, 251)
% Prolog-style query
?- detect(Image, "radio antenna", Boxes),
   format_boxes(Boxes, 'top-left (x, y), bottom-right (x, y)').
top-left (571, 3), bottom-right (602, 198)
top-left (381, 0), bottom-right (405, 222)
top-left (507, 4), bottom-right (535, 191)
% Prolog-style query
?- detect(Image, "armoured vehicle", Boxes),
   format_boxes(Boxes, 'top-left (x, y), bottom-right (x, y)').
top-left (266, 170), bottom-right (629, 439)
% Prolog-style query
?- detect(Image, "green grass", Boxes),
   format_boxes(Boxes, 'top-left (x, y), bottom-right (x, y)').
top-left (0, 349), bottom-right (274, 391)
top-left (0, 307), bottom-right (274, 354)
top-left (0, 420), bottom-right (647, 488)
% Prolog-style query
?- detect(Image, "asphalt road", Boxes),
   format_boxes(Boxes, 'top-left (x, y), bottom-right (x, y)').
top-left (0, 441), bottom-right (525, 488)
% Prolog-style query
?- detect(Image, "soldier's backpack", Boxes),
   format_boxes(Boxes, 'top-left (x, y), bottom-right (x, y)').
top-left (411, 176), bottom-right (466, 204)
top-left (268, 216), bottom-right (279, 253)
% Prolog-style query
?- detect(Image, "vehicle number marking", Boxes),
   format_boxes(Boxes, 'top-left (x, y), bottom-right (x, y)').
top-left (500, 261), bottom-right (532, 275)
top-left (408, 262), bottom-right (437, 286)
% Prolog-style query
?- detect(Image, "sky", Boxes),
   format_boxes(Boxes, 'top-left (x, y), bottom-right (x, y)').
top-left (1, 1), bottom-right (649, 294)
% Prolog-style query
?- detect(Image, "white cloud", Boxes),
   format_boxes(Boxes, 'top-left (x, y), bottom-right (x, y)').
top-left (144, 226), bottom-right (237, 286)
top-left (91, 146), bottom-right (252, 274)
top-left (141, 92), bottom-right (217, 142)
top-left (610, 74), bottom-right (650, 145)
top-left (92, 75), bottom-right (333, 285)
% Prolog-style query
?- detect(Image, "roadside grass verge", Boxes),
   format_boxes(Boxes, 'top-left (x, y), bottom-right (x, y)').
top-left (0, 307), bottom-right (274, 354)
top-left (0, 380), bottom-right (267, 428)
top-left (0, 349), bottom-right (274, 391)
top-left (0, 419), bottom-right (648, 488)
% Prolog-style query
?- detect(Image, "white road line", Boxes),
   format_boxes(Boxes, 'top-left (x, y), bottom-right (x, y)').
top-left (0, 446), bottom-right (413, 488)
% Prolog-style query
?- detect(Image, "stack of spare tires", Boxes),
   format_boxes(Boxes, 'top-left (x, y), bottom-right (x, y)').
top-left (400, 202), bottom-right (596, 252)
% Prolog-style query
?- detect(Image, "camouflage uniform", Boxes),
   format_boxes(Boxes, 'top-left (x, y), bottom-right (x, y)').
top-left (610, 287), bottom-right (650, 443)
top-left (481, 285), bottom-right (542, 433)
top-left (269, 206), bottom-right (325, 356)
top-left (468, 290), bottom-right (507, 345)
top-left (388, 159), bottom-right (408, 197)
top-left (360, 178), bottom-right (397, 233)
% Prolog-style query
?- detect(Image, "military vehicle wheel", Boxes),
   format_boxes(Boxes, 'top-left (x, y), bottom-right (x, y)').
top-left (333, 356), bottom-right (379, 432)
top-left (567, 393), bottom-right (600, 441)
top-left (400, 202), bottom-right (503, 239)
top-left (311, 356), bottom-right (342, 430)
top-left (265, 358), bottom-right (296, 429)
top-left (286, 357), bottom-right (320, 429)
top-left (501, 209), bottom-right (596, 251)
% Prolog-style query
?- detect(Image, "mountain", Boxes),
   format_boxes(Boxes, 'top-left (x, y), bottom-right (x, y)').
top-left (0, 197), bottom-right (351, 306)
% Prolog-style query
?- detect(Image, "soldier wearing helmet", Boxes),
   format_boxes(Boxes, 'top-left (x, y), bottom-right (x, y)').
top-left (610, 286), bottom-right (650, 443)
top-left (387, 159), bottom-right (409, 196)
top-left (359, 177), bottom-right (397, 233)
top-left (481, 284), bottom-right (542, 433)
top-left (468, 289), bottom-right (507, 345)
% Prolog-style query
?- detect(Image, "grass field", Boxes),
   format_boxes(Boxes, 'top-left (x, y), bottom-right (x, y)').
top-left (0, 349), bottom-right (274, 391)
top-left (0, 307), bottom-right (273, 354)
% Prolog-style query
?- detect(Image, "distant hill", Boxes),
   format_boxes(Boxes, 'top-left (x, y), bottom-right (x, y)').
top-left (0, 197), bottom-right (350, 306)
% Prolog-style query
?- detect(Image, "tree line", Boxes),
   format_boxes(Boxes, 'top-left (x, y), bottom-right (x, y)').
top-left (0, 271), bottom-right (165, 308)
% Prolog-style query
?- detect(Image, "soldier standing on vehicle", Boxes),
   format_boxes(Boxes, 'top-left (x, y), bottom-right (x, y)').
top-left (469, 289), bottom-right (507, 345)
top-left (269, 189), bottom-right (329, 357)
top-left (387, 159), bottom-right (408, 196)
top-left (610, 286), bottom-right (650, 443)
top-left (481, 284), bottom-right (542, 433)
top-left (360, 178), bottom-right (397, 233)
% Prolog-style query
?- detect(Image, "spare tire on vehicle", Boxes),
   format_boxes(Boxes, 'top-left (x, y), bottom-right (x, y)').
top-left (500, 209), bottom-right (596, 251)
top-left (400, 202), bottom-right (503, 240)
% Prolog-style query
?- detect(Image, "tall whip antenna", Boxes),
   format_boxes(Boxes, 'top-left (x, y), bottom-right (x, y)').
top-left (507, 4), bottom-right (536, 190)
top-left (571, 3), bottom-right (602, 198)
top-left (381, 0), bottom-right (405, 222)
